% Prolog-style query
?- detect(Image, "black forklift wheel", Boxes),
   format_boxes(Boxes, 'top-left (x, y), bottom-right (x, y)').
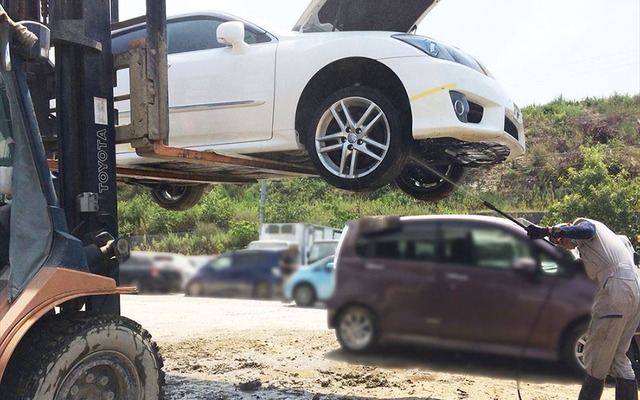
top-left (0, 312), bottom-right (165, 399)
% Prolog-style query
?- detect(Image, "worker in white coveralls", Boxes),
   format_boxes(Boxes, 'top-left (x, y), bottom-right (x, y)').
top-left (527, 218), bottom-right (640, 400)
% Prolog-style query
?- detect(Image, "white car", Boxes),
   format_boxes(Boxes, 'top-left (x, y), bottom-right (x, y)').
top-left (113, 0), bottom-right (525, 210)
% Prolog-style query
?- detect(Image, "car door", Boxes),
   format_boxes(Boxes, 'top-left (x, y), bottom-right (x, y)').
top-left (356, 222), bottom-right (440, 337)
top-left (166, 15), bottom-right (277, 147)
top-left (435, 221), bottom-right (553, 347)
top-left (204, 253), bottom-right (234, 295)
top-left (227, 252), bottom-right (265, 296)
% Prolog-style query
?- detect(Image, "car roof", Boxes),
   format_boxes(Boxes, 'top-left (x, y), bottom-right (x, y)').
top-left (352, 214), bottom-right (524, 235)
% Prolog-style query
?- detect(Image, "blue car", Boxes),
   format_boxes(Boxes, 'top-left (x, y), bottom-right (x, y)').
top-left (185, 249), bottom-right (284, 299)
top-left (284, 256), bottom-right (335, 307)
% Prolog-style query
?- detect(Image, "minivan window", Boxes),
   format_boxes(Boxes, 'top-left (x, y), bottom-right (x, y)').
top-left (356, 225), bottom-right (437, 261)
top-left (443, 226), bottom-right (530, 269)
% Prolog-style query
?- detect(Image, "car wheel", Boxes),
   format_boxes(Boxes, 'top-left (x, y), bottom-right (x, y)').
top-left (150, 183), bottom-right (207, 211)
top-left (395, 161), bottom-right (465, 201)
top-left (336, 305), bottom-right (379, 353)
top-left (253, 281), bottom-right (272, 299)
top-left (562, 322), bottom-right (588, 376)
top-left (0, 313), bottom-right (164, 399)
top-left (293, 283), bottom-right (316, 307)
top-left (305, 86), bottom-right (409, 191)
top-left (186, 282), bottom-right (203, 297)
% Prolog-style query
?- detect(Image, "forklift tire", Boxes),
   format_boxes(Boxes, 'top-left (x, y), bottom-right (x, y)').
top-left (0, 312), bottom-right (164, 400)
top-left (150, 183), bottom-right (208, 211)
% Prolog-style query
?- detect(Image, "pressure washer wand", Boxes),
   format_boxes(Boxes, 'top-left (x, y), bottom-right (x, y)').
top-left (483, 200), bottom-right (529, 229)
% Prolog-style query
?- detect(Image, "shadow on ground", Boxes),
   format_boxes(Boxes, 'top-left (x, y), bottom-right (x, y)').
top-left (324, 343), bottom-right (583, 385)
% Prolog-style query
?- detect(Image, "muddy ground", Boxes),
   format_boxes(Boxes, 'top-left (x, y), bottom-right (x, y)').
top-left (121, 294), bottom-right (616, 400)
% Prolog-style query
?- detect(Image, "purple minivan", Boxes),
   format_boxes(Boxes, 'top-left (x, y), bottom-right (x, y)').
top-left (327, 214), bottom-right (640, 375)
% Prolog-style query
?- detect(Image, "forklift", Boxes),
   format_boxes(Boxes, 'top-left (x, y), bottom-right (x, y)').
top-left (0, 0), bottom-right (167, 398)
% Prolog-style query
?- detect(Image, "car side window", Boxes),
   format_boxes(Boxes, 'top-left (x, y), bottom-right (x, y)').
top-left (167, 18), bottom-right (224, 54)
top-left (209, 255), bottom-right (232, 271)
top-left (167, 17), bottom-right (272, 55)
top-left (112, 16), bottom-right (273, 57)
top-left (355, 224), bottom-right (437, 261)
top-left (234, 253), bottom-right (270, 268)
top-left (540, 252), bottom-right (560, 274)
top-left (443, 226), bottom-right (530, 269)
top-left (112, 27), bottom-right (144, 55)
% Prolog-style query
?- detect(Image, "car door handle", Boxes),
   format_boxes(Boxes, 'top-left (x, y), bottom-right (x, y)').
top-left (365, 263), bottom-right (385, 271)
top-left (445, 273), bottom-right (468, 282)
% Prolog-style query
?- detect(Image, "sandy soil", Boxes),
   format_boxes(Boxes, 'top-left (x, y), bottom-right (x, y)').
top-left (121, 294), bottom-right (617, 400)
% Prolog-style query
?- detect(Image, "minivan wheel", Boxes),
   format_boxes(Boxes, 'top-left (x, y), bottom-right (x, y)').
top-left (293, 283), bottom-right (316, 307)
top-left (336, 305), bottom-right (379, 353)
top-left (562, 322), bottom-right (588, 376)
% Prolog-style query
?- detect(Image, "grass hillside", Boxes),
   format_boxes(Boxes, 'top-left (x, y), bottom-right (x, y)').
top-left (469, 94), bottom-right (640, 209)
top-left (119, 94), bottom-right (640, 253)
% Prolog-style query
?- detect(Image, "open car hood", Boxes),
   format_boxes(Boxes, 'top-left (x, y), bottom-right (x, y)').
top-left (293, 0), bottom-right (439, 33)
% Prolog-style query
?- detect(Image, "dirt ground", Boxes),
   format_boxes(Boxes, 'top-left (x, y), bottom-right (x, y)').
top-left (121, 294), bottom-right (617, 400)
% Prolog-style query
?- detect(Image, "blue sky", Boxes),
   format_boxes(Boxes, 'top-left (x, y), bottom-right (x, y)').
top-left (118, 0), bottom-right (640, 107)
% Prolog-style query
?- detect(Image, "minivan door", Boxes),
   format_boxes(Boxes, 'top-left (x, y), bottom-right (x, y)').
top-left (435, 222), bottom-right (553, 348)
top-left (356, 223), bottom-right (441, 337)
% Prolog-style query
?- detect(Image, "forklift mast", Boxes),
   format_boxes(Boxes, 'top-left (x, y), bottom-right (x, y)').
top-left (0, 0), bottom-right (168, 313)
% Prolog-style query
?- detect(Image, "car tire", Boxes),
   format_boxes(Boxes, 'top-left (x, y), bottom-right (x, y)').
top-left (562, 322), bottom-right (588, 376)
top-left (252, 281), bottom-right (272, 299)
top-left (293, 283), bottom-right (316, 307)
top-left (336, 305), bottom-right (380, 353)
top-left (150, 183), bottom-right (207, 211)
top-left (304, 86), bottom-right (409, 191)
top-left (395, 161), bottom-right (465, 201)
top-left (0, 313), bottom-right (164, 400)
top-left (186, 281), bottom-right (203, 297)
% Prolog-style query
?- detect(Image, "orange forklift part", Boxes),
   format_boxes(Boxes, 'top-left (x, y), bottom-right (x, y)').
top-left (0, 267), bottom-right (136, 381)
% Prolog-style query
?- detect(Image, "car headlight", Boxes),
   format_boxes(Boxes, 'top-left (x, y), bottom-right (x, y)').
top-left (392, 34), bottom-right (488, 76)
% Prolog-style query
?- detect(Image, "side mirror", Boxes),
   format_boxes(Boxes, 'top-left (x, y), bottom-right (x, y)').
top-left (217, 21), bottom-right (249, 54)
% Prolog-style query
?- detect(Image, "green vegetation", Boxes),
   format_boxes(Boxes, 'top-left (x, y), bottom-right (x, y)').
top-left (119, 94), bottom-right (640, 253)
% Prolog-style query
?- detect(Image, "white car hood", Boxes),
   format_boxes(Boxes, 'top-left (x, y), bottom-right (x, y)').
top-left (293, 0), bottom-right (440, 33)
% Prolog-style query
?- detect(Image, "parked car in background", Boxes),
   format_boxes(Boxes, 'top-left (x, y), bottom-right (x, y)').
top-left (327, 214), bottom-right (640, 375)
top-left (112, 0), bottom-right (524, 211)
top-left (185, 249), bottom-right (285, 299)
top-left (306, 239), bottom-right (339, 264)
top-left (119, 251), bottom-right (190, 293)
top-left (284, 255), bottom-right (335, 307)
